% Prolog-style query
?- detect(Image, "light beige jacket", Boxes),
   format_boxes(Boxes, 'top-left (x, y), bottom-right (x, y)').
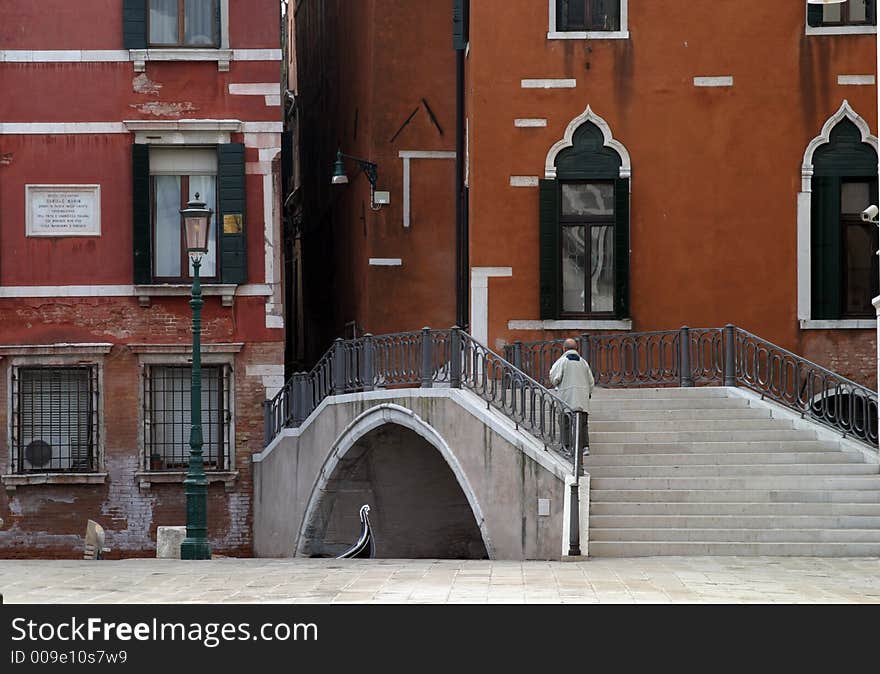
top-left (549, 350), bottom-right (595, 412)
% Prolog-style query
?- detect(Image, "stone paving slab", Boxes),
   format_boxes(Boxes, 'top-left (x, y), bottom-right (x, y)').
top-left (1, 557), bottom-right (879, 604)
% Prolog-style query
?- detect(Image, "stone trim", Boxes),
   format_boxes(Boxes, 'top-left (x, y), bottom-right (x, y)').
top-left (2, 472), bottom-right (108, 492)
top-left (128, 343), bottom-right (244, 354)
top-left (0, 343), bottom-right (112, 356)
top-left (135, 470), bottom-right (239, 492)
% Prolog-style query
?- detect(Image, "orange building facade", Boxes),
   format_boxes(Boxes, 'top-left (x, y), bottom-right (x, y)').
top-left (294, 1), bottom-right (877, 389)
top-left (465, 1), bottom-right (878, 387)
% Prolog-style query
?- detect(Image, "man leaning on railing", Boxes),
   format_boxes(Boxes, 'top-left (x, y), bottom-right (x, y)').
top-left (550, 338), bottom-right (595, 456)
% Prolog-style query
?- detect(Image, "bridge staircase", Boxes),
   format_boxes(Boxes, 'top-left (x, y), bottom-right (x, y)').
top-left (509, 326), bottom-right (880, 556)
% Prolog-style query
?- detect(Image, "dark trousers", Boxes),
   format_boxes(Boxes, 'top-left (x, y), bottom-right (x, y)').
top-left (562, 411), bottom-right (590, 452)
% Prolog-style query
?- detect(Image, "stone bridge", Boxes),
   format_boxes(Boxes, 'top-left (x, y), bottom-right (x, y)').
top-left (252, 387), bottom-right (584, 560)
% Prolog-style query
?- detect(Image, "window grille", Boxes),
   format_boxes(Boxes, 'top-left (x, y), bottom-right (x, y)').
top-left (12, 367), bottom-right (98, 473)
top-left (143, 365), bottom-right (230, 470)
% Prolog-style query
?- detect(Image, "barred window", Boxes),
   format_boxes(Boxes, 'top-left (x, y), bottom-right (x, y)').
top-left (12, 367), bottom-right (98, 474)
top-left (144, 365), bottom-right (230, 471)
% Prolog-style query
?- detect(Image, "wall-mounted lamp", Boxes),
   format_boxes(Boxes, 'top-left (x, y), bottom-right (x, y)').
top-left (331, 148), bottom-right (390, 211)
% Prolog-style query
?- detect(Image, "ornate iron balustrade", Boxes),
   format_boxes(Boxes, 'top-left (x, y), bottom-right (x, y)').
top-left (264, 327), bottom-right (579, 465)
top-left (506, 325), bottom-right (878, 448)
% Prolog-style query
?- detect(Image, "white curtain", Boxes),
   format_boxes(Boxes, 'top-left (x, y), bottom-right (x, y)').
top-left (184, 0), bottom-right (217, 46)
top-left (149, 0), bottom-right (178, 45)
top-left (154, 176), bottom-right (182, 278)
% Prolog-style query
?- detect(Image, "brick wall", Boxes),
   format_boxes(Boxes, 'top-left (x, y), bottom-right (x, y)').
top-left (0, 297), bottom-right (283, 559)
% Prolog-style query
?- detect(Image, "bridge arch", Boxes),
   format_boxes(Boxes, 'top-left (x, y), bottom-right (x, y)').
top-left (295, 403), bottom-right (496, 559)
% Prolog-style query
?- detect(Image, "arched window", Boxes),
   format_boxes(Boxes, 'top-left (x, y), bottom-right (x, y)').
top-left (540, 109), bottom-right (630, 320)
top-left (811, 118), bottom-right (878, 320)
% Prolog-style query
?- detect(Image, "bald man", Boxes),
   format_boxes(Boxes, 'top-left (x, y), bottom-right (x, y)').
top-left (549, 338), bottom-right (595, 452)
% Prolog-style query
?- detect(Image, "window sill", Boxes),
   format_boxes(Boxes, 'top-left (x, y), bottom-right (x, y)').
top-left (799, 319), bottom-right (877, 330)
top-left (135, 284), bottom-right (238, 308)
top-left (805, 26), bottom-right (876, 36)
top-left (2, 472), bottom-right (108, 493)
top-left (508, 319), bottom-right (632, 331)
top-left (135, 470), bottom-right (239, 492)
top-left (547, 30), bottom-right (630, 40)
top-left (129, 48), bottom-right (233, 72)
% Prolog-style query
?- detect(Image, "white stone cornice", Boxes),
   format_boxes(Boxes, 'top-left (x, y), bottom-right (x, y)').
top-left (544, 105), bottom-right (632, 179)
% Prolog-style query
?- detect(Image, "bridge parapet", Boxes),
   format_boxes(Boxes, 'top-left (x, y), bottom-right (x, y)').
top-left (264, 327), bottom-right (581, 464)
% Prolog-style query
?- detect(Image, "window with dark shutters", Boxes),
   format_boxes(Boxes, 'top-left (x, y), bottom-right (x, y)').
top-left (540, 120), bottom-right (630, 321)
top-left (132, 143), bottom-right (248, 285)
top-left (810, 118), bottom-right (879, 320)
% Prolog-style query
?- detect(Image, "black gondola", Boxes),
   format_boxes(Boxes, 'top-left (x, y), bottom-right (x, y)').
top-left (336, 504), bottom-right (375, 559)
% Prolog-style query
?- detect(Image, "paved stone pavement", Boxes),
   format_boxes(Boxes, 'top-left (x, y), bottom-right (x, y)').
top-left (1, 557), bottom-right (880, 603)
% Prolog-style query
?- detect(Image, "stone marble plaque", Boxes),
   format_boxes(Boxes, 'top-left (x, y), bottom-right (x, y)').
top-left (26, 184), bottom-right (101, 237)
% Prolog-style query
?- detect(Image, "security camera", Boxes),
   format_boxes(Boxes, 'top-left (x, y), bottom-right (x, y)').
top-left (862, 205), bottom-right (879, 223)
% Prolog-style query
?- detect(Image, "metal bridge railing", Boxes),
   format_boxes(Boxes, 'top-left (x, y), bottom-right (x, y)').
top-left (505, 324), bottom-right (878, 448)
top-left (263, 327), bottom-right (581, 465)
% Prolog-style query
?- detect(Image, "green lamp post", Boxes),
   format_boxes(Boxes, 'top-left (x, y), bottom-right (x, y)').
top-left (180, 192), bottom-right (213, 561)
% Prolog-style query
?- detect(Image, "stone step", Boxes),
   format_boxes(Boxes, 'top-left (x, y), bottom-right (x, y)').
top-left (590, 429), bottom-right (818, 443)
top-left (589, 440), bottom-right (839, 454)
top-left (590, 476), bottom-right (880, 491)
top-left (589, 399), bottom-right (751, 411)
top-left (590, 515), bottom-right (880, 529)
top-left (590, 408), bottom-right (771, 421)
top-left (585, 451), bottom-right (865, 466)
top-left (588, 541), bottom-right (880, 557)
top-left (588, 527), bottom-right (880, 543)
top-left (585, 464), bottom-right (878, 478)
top-left (589, 419), bottom-right (791, 432)
top-left (589, 501), bottom-right (880, 516)
top-left (592, 388), bottom-right (731, 399)
top-left (590, 489), bottom-right (880, 503)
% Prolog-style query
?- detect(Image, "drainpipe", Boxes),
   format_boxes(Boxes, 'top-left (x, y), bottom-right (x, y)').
top-left (454, 2), bottom-right (469, 330)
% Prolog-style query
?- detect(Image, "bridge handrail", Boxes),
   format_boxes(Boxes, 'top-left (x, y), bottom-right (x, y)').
top-left (263, 327), bottom-right (581, 466)
top-left (505, 324), bottom-right (878, 448)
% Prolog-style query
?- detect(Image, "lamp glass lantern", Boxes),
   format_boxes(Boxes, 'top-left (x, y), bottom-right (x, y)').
top-left (332, 149), bottom-right (350, 185)
top-left (181, 192), bottom-right (213, 258)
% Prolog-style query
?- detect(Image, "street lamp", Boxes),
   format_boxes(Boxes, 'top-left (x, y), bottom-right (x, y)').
top-left (331, 148), bottom-right (389, 210)
top-left (180, 192), bottom-right (213, 561)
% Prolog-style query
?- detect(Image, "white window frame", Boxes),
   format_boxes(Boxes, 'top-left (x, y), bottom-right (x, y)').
top-left (797, 100), bottom-right (879, 330)
top-left (548, 0), bottom-right (630, 40)
top-left (1, 344), bottom-right (111, 491)
top-left (133, 344), bottom-right (240, 491)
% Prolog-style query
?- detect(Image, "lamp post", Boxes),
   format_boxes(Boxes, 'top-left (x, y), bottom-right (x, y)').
top-left (180, 193), bottom-right (213, 560)
top-left (331, 148), bottom-right (387, 210)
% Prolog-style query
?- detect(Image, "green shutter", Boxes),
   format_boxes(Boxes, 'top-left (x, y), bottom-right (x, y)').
top-left (807, 3), bottom-right (823, 27)
top-left (614, 178), bottom-right (631, 319)
top-left (132, 144), bottom-right (152, 285)
top-left (539, 179), bottom-right (561, 320)
top-left (218, 143), bottom-right (248, 284)
top-left (123, 0), bottom-right (147, 49)
top-left (453, 0), bottom-right (469, 51)
top-left (811, 176), bottom-right (842, 320)
top-left (869, 0), bottom-right (877, 26)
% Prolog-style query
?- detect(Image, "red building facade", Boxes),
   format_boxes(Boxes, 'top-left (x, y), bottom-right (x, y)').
top-left (0, 0), bottom-right (284, 557)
